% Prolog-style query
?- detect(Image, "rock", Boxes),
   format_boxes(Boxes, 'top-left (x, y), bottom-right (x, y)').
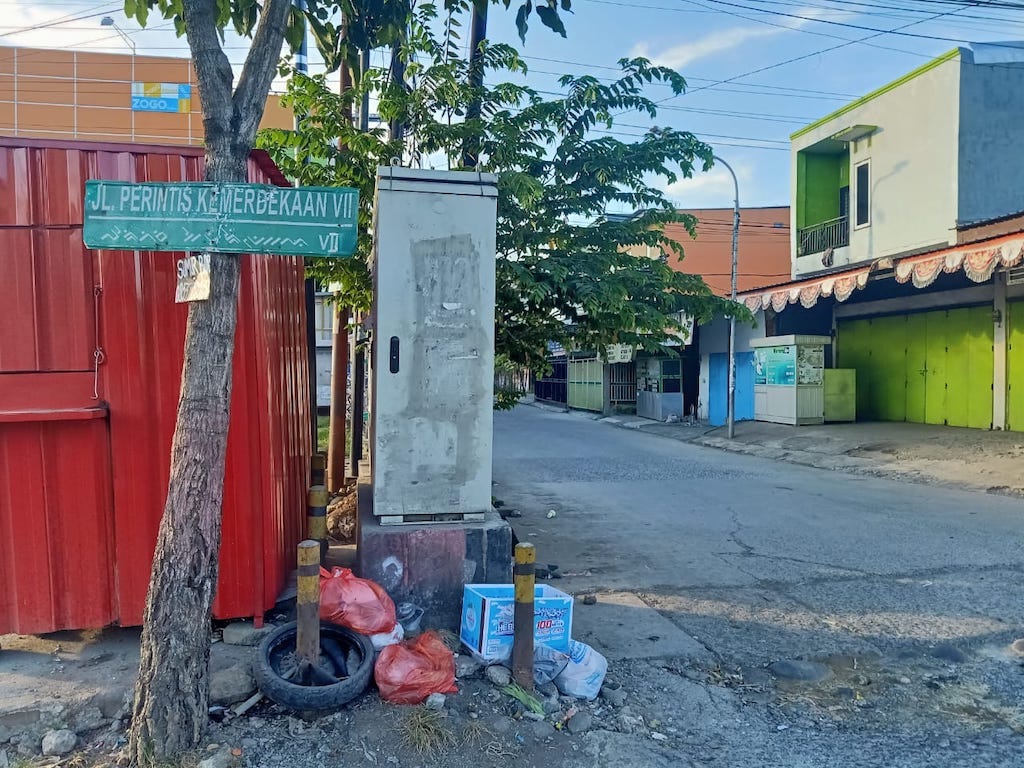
top-left (1010, 638), bottom-right (1024, 656)
top-left (0, 748), bottom-right (9, 768)
top-left (198, 747), bottom-right (234, 768)
top-left (210, 664), bottom-right (257, 706)
top-left (567, 712), bottom-right (593, 735)
top-left (769, 660), bottom-right (832, 683)
top-left (523, 712), bottom-right (545, 722)
top-left (651, 732), bottom-right (668, 741)
top-left (601, 684), bottom-right (627, 707)
top-left (488, 716), bottom-right (512, 735)
top-left (41, 730), bottom-right (77, 757)
top-left (455, 655), bottom-right (482, 679)
top-left (537, 682), bottom-right (558, 698)
top-left (485, 665), bottom-right (512, 687)
top-left (898, 677), bottom-right (911, 685)
top-left (542, 697), bottom-right (562, 715)
top-left (931, 644), bottom-right (967, 664)
top-left (222, 622), bottom-right (274, 647)
top-left (582, 594), bottom-right (597, 606)
top-left (425, 694), bottom-right (446, 710)
top-left (72, 706), bottom-right (107, 733)
top-left (531, 721), bottom-right (555, 740)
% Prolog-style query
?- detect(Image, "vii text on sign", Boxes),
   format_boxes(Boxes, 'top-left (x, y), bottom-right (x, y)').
top-left (83, 181), bottom-right (359, 258)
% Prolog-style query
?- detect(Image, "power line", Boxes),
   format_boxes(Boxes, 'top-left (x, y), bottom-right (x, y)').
top-left (697, 0), bottom-right (1010, 43)
top-left (0, 4), bottom-right (121, 39)
top-left (648, 4), bottom-right (969, 107)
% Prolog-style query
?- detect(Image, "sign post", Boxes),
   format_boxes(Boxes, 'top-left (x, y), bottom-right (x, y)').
top-left (84, 181), bottom-right (358, 259)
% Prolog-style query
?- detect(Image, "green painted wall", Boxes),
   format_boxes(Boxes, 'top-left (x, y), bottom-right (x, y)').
top-left (796, 151), bottom-right (846, 230)
top-left (837, 307), bottom-right (993, 428)
top-left (1008, 300), bottom-right (1024, 432)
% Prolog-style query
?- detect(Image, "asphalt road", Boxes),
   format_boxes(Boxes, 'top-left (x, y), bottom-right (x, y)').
top-left (493, 405), bottom-right (1024, 767)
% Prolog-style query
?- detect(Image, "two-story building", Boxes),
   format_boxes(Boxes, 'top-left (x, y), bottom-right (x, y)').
top-left (741, 43), bottom-right (1024, 431)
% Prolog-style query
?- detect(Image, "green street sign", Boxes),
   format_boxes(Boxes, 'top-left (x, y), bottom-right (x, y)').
top-left (83, 180), bottom-right (358, 258)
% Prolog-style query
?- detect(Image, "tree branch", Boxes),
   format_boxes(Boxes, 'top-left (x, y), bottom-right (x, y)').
top-left (233, 0), bottom-right (293, 145)
top-left (182, 0), bottom-right (234, 140)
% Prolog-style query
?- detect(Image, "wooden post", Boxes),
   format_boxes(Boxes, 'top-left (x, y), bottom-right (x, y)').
top-left (307, 485), bottom-right (329, 562)
top-left (296, 540), bottom-right (321, 665)
top-left (512, 542), bottom-right (536, 690)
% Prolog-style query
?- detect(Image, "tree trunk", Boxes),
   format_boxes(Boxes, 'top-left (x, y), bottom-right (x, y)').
top-left (126, 0), bottom-right (292, 760)
top-left (128, 149), bottom-right (248, 766)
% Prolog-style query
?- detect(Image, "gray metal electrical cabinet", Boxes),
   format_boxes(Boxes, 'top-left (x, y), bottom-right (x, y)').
top-left (369, 167), bottom-right (498, 524)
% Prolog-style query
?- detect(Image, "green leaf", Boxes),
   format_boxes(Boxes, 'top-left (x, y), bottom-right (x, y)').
top-left (535, 5), bottom-right (565, 36)
top-left (124, 0), bottom-right (138, 19)
top-left (515, 2), bottom-right (530, 43)
top-left (284, 5), bottom-right (306, 53)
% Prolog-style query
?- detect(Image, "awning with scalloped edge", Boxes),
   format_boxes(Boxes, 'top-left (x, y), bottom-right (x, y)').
top-left (742, 234), bottom-right (1024, 313)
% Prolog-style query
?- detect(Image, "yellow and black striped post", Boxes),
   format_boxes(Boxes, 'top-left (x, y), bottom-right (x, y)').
top-left (512, 541), bottom-right (536, 690)
top-left (307, 484), bottom-right (329, 563)
top-left (296, 539), bottom-right (321, 664)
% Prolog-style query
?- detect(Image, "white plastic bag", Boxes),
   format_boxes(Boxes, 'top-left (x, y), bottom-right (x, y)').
top-left (370, 621), bottom-right (405, 651)
top-left (553, 640), bottom-right (607, 700)
top-left (534, 643), bottom-right (569, 686)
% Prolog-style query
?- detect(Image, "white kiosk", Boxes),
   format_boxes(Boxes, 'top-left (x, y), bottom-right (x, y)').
top-left (750, 335), bottom-right (830, 426)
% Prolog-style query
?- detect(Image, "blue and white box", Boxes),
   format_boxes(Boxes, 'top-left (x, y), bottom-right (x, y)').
top-left (460, 584), bottom-right (573, 662)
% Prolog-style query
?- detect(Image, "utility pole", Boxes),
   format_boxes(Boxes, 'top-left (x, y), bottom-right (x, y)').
top-left (349, 47), bottom-right (372, 479)
top-left (327, 13), bottom-right (353, 490)
top-left (713, 155), bottom-right (740, 440)
top-left (462, 1), bottom-right (488, 168)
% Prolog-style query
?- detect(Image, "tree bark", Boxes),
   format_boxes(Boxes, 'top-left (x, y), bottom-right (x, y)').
top-left (128, 0), bottom-right (291, 763)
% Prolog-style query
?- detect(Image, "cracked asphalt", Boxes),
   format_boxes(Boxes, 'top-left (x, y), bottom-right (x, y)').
top-left (493, 406), bottom-right (1024, 767)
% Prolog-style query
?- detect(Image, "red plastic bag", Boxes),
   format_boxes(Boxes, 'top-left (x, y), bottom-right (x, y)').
top-left (319, 567), bottom-right (397, 635)
top-left (374, 631), bottom-right (458, 705)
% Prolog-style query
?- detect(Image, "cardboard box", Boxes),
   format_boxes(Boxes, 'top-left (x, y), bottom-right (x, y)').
top-left (460, 584), bottom-right (573, 662)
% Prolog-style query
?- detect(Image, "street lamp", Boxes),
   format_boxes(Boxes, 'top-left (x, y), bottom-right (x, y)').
top-left (101, 17), bottom-right (136, 140)
top-left (713, 155), bottom-right (740, 440)
top-left (100, 16), bottom-right (136, 55)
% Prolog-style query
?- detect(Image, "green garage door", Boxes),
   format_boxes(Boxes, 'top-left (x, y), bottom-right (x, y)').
top-left (568, 357), bottom-right (604, 412)
top-left (837, 306), bottom-right (993, 428)
top-left (1008, 300), bottom-right (1024, 432)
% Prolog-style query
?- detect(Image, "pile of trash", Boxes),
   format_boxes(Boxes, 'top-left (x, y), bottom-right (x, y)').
top-left (254, 568), bottom-right (607, 713)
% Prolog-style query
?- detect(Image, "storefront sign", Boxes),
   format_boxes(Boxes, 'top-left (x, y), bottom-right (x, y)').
top-left (131, 82), bottom-right (192, 113)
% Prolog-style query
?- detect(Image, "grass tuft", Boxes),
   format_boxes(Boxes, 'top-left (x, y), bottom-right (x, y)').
top-left (399, 707), bottom-right (457, 755)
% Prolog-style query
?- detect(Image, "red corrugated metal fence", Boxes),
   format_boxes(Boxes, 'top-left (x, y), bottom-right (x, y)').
top-left (0, 137), bottom-right (310, 634)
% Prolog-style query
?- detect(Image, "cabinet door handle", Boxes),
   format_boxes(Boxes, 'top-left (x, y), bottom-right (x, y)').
top-left (389, 336), bottom-right (400, 374)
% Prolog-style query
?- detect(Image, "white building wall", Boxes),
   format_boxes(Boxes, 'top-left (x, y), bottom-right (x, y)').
top-left (792, 53), bottom-right (962, 278)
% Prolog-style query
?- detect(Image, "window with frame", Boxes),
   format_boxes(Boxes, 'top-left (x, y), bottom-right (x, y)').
top-left (314, 295), bottom-right (333, 347)
top-left (855, 161), bottom-right (870, 227)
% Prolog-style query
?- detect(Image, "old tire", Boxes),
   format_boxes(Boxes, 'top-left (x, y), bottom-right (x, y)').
top-left (254, 621), bottom-right (374, 711)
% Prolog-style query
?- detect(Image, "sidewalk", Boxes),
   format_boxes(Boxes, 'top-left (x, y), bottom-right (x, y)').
top-left (591, 410), bottom-right (1024, 496)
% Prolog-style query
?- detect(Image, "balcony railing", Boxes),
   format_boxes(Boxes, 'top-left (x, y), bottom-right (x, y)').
top-left (797, 216), bottom-right (849, 257)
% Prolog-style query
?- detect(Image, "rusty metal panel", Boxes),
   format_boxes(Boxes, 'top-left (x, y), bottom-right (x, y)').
top-left (0, 137), bottom-right (309, 633)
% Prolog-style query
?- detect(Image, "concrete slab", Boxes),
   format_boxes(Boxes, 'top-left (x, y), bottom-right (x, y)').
top-left (570, 592), bottom-right (713, 663)
top-left (356, 481), bottom-right (513, 633)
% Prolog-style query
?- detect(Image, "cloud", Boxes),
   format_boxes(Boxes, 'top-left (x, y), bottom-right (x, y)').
top-left (631, 26), bottom-right (782, 70)
top-left (662, 163), bottom-right (754, 208)
top-left (630, 5), bottom-right (862, 70)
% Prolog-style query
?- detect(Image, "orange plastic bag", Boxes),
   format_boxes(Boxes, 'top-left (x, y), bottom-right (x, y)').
top-left (374, 631), bottom-right (458, 705)
top-left (319, 567), bottom-right (397, 635)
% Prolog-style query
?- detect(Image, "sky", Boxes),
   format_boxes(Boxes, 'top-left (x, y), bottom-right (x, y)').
top-left (3, 0), bottom-right (1022, 210)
